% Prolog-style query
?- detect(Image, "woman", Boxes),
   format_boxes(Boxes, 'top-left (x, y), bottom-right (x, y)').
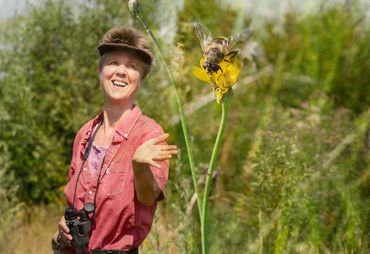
top-left (52, 26), bottom-right (177, 253)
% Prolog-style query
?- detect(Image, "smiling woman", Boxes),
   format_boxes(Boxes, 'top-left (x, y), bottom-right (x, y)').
top-left (51, 27), bottom-right (177, 254)
top-left (99, 50), bottom-right (143, 105)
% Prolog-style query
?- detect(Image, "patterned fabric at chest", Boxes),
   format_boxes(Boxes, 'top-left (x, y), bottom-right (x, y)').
top-left (88, 144), bottom-right (109, 176)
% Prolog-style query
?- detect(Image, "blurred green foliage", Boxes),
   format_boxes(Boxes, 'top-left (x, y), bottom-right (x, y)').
top-left (0, 0), bottom-right (369, 253)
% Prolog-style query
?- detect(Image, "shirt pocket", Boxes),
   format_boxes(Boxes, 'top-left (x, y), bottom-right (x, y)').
top-left (101, 162), bottom-right (128, 197)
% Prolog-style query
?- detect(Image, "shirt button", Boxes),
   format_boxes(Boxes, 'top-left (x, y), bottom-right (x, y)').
top-left (83, 167), bottom-right (87, 171)
top-left (88, 191), bottom-right (93, 196)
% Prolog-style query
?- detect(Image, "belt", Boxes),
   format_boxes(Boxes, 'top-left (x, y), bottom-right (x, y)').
top-left (91, 248), bottom-right (138, 254)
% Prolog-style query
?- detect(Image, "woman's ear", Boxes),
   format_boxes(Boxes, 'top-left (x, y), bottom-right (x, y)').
top-left (97, 68), bottom-right (102, 81)
top-left (138, 65), bottom-right (146, 86)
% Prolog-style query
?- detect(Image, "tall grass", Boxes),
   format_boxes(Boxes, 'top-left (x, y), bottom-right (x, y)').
top-left (0, 205), bottom-right (61, 254)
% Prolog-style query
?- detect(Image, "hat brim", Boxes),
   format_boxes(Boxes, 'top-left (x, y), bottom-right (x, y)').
top-left (98, 43), bottom-right (153, 65)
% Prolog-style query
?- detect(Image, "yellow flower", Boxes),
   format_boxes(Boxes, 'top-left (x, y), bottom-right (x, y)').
top-left (193, 54), bottom-right (241, 103)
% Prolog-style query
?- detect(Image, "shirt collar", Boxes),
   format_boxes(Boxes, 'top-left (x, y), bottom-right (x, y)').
top-left (86, 105), bottom-right (142, 142)
top-left (115, 105), bottom-right (142, 139)
top-left (81, 113), bottom-right (103, 147)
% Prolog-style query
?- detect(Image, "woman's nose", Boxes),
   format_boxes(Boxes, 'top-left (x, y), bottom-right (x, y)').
top-left (115, 64), bottom-right (127, 76)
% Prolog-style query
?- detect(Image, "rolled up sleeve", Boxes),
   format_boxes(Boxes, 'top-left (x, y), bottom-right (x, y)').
top-left (139, 122), bottom-right (170, 202)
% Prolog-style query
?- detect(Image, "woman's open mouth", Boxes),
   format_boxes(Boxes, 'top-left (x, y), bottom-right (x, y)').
top-left (111, 80), bottom-right (128, 87)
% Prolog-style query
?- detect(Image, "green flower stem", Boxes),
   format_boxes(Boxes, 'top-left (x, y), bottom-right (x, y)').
top-left (133, 13), bottom-right (203, 219)
top-left (201, 101), bottom-right (230, 254)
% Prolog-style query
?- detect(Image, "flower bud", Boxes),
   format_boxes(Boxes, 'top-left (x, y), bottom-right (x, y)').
top-left (128, 0), bottom-right (140, 15)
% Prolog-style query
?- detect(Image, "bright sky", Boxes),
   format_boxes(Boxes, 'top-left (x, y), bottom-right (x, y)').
top-left (1, 0), bottom-right (369, 22)
top-left (0, 0), bottom-right (37, 21)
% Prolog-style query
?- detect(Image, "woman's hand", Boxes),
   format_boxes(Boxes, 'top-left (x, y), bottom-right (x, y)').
top-left (58, 216), bottom-right (72, 247)
top-left (132, 133), bottom-right (177, 168)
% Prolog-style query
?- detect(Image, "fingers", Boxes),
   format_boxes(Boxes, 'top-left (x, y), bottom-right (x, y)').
top-left (58, 216), bottom-right (72, 243)
top-left (160, 145), bottom-right (177, 151)
top-left (150, 133), bottom-right (170, 144)
top-left (61, 231), bottom-right (73, 242)
top-left (156, 144), bottom-right (177, 160)
top-left (58, 216), bottom-right (69, 234)
top-left (163, 149), bottom-right (178, 155)
top-left (60, 232), bottom-right (72, 246)
top-left (154, 154), bottom-right (173, 160)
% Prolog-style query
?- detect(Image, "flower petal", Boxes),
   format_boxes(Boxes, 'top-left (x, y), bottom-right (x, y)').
top-left (193, 66), bottom-right (211, 82)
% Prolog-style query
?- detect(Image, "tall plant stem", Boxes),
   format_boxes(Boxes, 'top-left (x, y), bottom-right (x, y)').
top-left (134, 14), bottom-right (203, 219)
top-left (201, 101), bottom-right (230, 254)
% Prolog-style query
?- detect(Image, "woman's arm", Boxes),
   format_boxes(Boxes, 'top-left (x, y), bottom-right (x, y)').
top-left (132, 133), bottom-right (177, 206)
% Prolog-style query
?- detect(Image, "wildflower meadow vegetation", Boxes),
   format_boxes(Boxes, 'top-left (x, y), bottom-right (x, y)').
top-left (0, 0), bottom-right (369, 253)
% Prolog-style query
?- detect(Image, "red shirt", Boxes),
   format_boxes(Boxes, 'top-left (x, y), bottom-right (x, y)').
top-left (64, 106), bottom-right (169, 251)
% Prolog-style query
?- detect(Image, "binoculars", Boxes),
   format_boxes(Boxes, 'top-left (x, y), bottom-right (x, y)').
top-left (64, 203), bottom-right (95, 251)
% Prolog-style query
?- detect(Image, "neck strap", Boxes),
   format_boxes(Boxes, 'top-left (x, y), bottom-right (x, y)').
top-left (83, 120), bottom-right (103, 161)
top-left (72, 120), bottom-right (103, 208)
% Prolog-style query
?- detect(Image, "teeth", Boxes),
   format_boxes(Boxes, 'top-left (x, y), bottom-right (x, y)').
top-left (112, 80), bottom-right (128, 87)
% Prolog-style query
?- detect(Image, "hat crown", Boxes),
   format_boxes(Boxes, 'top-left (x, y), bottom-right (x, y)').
top-left (100, 27), bottom-right (151, 54)
top-left (98, 26), bottom-right (153, 67)
top-left (103, 28), bottom-right (139, 47)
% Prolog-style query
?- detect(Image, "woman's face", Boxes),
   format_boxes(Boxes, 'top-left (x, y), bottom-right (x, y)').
top-left (99, 50), bottom-right (144, 105)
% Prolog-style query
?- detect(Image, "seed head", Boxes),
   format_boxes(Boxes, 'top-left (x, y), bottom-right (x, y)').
top-left (128, 0), bottom-right (141, 15)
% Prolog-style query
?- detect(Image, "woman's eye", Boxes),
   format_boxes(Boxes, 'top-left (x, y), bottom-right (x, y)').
top-left (110, 61), bottom-right (119, 65)
top-left (127, 64), bottom-right (136, 69)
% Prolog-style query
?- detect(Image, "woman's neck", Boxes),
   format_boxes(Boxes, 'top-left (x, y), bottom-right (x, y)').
top-left (92, 101), bottom-right (134, 147)
top-left (102, 101), bottom-right (134, 131)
